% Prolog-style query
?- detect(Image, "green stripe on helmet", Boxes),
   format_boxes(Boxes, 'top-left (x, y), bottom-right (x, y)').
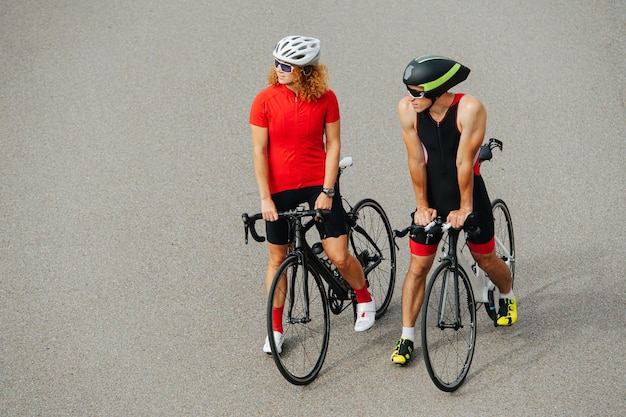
top-left (421, 63), bottom-right (461, 92)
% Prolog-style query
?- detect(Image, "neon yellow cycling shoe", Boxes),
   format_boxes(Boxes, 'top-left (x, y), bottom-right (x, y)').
top-left (496, 297), bottom-right (517, 326)
top-left (390, 338), bottom-right (414, 366)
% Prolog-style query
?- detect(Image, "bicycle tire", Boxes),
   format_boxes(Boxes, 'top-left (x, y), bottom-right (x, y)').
top-left (421, 261), bottom-right (477, 392)
top-left (267, 256), bottom-right (330, 385)
top-left (348, 198), bottom-right (396, 318)
top-left (491, 199), bottom-right (515, 286)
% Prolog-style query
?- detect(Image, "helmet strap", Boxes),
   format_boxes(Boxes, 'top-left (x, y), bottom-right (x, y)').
top-left (426, 91), bottom-right (452, 113)
top-left (424, 95), bottom-right (439, 112)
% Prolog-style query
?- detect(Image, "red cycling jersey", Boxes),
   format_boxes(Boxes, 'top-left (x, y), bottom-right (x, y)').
top-left (249, 84), bottom-right (340, 194)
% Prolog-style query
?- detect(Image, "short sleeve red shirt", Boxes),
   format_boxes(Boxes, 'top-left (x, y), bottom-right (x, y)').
top-left (249, 84), bottom-right (340, 194)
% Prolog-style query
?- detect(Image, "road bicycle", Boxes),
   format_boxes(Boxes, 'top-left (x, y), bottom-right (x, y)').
top-left (394, 138), bottom-right (515, 392)
top-left (242, 156), bottom-right (396, 385)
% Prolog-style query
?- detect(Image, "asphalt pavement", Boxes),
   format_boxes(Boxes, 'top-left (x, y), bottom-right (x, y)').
top-left (1, 1), bottom-right (625, 416)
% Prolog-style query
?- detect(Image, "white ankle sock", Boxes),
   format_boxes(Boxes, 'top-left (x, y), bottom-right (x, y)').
top-left (401, 327), bottom-right (414, 341)
top-left (499, 290), bottom-right (514, 299)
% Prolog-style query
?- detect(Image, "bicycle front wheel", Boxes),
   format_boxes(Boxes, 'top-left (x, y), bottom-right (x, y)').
top-left (348, 198), bottom-right (396, 318)
top-left (421, 262), bottom-right (477, 392)
top-left (267, 256), bottom-right (330, 385)
top-left (491, 199), bottom-right (515, 286)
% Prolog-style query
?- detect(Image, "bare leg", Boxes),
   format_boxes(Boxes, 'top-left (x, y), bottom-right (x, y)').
top-left (391, 252), bottom-right (436, 365)
top-left (401, 253), bottom-right (436, 327)
top-left (266, 243), bottom-right (288, 307)
top-left (321, 235), bottom-right (365, 290)
top-left (472, 250), bottom-right (512, 294)
top-left (323, 235), bottom-right (377, 331)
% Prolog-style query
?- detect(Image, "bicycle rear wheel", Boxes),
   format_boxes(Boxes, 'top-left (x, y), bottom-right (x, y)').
top-left (348, 198), bottom-right (396, 318)
top-left (491, 199), bottom-right (515, 286)
top-left (421, 262), bottom-right (477, 392)
top-left (267, 256), bottom-right (330, 385)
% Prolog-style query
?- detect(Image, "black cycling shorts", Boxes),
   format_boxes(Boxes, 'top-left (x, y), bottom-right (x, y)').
top-left (266, 186), bottom-right (347, 245)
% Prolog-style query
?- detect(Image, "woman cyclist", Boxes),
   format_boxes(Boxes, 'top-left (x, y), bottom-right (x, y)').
top-left (390, 55), bottom-right (517, 366)
top-left (250, 36), bottom-right (376, 354)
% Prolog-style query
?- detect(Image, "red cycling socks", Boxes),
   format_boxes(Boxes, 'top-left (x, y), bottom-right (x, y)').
top-left (354, 283), bottom-right (372, 304)
top-left (272, 306), bottom-right (284, 333)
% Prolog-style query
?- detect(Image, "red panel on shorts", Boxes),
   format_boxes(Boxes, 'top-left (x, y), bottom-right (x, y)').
top-left (409, 239), bottom-right (438, 256)
top-left (468, 237), bottom-right (495, 254)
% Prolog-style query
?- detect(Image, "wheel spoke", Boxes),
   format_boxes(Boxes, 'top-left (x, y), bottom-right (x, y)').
top-left (422, 264), bottom-right (476, 391)
top-left (268, 257), bottom-right (329, 385)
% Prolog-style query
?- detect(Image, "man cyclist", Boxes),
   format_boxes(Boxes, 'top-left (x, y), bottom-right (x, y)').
top-left (391, 55), bottom-right (517, 366)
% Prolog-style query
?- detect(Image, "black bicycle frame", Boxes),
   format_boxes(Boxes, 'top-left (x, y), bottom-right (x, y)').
top-left (283, 214), bottom-right (352, 324)
top-left (346, 211), bottom-right (383, 277)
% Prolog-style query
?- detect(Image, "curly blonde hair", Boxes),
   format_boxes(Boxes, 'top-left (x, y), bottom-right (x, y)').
top-left (267, 64), bottom-right (330, 102)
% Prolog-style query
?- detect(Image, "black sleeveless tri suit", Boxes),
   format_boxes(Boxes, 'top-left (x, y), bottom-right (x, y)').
top-left (415, 93), bottom-right (494, 248)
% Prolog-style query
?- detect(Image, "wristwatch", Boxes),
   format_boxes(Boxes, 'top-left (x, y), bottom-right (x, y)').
top-left (322, 187), bottom-right (335, 198)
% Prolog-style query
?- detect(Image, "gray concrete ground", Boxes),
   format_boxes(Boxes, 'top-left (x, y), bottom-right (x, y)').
top-left (1, 1), bottom-right (625, 416)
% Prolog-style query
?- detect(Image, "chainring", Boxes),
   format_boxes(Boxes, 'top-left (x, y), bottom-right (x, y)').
top-left (328, 287), bottom-right (344, 315)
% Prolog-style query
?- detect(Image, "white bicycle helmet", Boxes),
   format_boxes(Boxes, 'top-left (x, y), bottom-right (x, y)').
top-left (273, 36), bottom-right (321, 67)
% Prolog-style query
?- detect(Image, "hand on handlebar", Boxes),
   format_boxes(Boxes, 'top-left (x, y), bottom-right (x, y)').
top-left (261, 197), bottom-right (278, 222)
top-left (413, 207), bottom-right (437, 226)
top-left (314, 192), bottom-right (333, 211)
top-left (447, 208), bottom-right (472, 230)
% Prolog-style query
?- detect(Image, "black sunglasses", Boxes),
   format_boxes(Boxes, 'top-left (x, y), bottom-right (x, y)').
top-left (274, 59), bottom-right (294, 73)
top-left (407, 87), bottom-right (427, 99)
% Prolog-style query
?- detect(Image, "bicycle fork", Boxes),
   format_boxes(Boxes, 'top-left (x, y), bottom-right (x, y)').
top-left (438, 232), bottom-right (464, 330)
top-left (436, 263), bottom-right (464, 330)
top-left (287, 253), bottom-right (312, 325)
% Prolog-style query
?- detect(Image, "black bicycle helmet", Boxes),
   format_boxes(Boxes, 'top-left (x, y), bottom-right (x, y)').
top-left (403, 55), bottom-right (470, 100)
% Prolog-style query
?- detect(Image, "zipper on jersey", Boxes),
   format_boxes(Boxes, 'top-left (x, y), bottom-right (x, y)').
top-left (436, 121), bottom-right (447, 174)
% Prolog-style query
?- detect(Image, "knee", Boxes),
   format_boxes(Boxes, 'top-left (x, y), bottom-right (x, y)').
top-left (267, 247), bottom-right (287, 269)
top-left (267, 258), bottom-right (283, 272)
top-left (475, 252), bottom-right (499, 272)
top-left (268, 257), bottom-right (285, 271)
top-left (407, 258), bottom-right (431, 281)
top-left (327, 250), bottom-right (352, 270)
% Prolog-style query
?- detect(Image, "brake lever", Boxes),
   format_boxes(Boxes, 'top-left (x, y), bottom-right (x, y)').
top-left (242, 213), bottom-right (250, 244)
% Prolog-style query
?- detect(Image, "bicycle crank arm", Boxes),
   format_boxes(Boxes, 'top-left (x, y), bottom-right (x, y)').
top-left (288, 317), bottom-right (312, 324)
top-left (438, 322), bottom-right (463, 330)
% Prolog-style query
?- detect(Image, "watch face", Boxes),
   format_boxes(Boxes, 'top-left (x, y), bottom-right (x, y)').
top-left (323, 188), bottom-right (335, 197)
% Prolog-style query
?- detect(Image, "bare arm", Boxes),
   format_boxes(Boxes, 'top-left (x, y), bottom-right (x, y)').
top-left (323, 120), bottom-right (340, 189)
top-left (251, 124), bottom-right (278, 221)
top-left (398, 97), bottom-right (436, 225)
top-left (447, 95), bottom-right (486, 228)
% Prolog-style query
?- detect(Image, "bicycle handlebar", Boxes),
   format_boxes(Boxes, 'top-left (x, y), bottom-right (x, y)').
top-left (243, 157), bottom-right (354, 244)
top-left (242, 208), bottom-right (332, 244)
top-left (394, 215), bottom-right (481, 240)
top-left (394, 218), bottom-right (438, 238)
top-left (242, 212), bottom-right (265, 244)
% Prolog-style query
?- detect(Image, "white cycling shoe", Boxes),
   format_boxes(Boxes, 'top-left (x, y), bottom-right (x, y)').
top-left (354, 298), bottom-right (376, 332)
top-left (263, 331), bottom-right (284, 354)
